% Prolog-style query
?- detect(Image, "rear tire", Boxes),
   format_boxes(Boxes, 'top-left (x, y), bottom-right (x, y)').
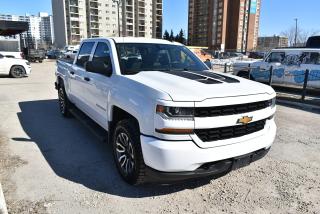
top-left (10, 65), bottom-right (25, 78)
top-left (112, 119), bottom-right (146, 185)
top-left (58, 84), bottom-right (72, 118)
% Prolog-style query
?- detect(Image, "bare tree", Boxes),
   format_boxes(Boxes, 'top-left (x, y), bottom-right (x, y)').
top-left (281, 26), bottom-right (320, 47)
top-left (298, 30), bottom-right (320, 45)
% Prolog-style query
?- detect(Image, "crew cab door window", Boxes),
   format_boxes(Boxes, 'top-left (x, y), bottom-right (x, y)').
top-left (76, 42), bottom-right (95, 67)
top-left (90, 42), bottom-right (112, 75)
top-left (301, 52), bottom-right (320, 64)
top-left (266, 52), bottom-right (285, 63)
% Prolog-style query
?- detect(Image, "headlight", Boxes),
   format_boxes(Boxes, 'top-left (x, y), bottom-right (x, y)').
top-left (156, 105), bottom-right (194, 120)
top-left (268, 97), bottom-right (276, 108)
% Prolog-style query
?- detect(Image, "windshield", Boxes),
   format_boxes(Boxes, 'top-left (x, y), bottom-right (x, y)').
top-left (116, 43), bottom-right (208, 75)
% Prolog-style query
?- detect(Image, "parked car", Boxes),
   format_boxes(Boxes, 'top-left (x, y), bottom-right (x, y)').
top-left (0, 53), bottom-right (31, 78)
top-left (0, 51), bottom-right (24, 59)
top-left (233, 48), bottom-right (320, 89)
top-left (47, 50), bottom-right (63, 59)
top-left (55, 38), bottom-right (276, 185)
top-left (63, 50), bottom-right (78, 59)
top-left (248, 51), bottom-right (266, 59)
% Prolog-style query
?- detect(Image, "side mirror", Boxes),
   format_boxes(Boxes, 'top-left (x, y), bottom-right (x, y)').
top-left (85, 60), bottom-right (112, 77)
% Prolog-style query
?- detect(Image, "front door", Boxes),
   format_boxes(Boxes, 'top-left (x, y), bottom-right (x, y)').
top-left (83, 42), bottom-right (113, 129)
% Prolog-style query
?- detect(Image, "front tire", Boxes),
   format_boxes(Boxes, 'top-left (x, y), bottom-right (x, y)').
top-left (10, 66), bottom-right (25, 78)
top-left (58, 85), bottom-right (72, 117)
top-left (112, 119), bottom-right (146, 185)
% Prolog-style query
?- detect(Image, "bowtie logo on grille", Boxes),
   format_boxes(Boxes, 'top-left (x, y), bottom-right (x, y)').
top-left (237, 116), bottom-right (253, 125)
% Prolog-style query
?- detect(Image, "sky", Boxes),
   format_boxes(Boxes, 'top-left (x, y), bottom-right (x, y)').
top-left (0, 0), bottom-right (319, 36)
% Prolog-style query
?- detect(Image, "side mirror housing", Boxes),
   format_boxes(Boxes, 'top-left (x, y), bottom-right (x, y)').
top-left (85, 60), bottom-right (112, 77)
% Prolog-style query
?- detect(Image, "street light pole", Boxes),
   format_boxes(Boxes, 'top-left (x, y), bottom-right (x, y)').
top-left (294, 18), bottom-right (298, 47)
top-left (112, 0), bottom-right (122, 37)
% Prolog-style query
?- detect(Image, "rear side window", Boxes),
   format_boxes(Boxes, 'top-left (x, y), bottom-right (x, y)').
top-left (301, 52), bottom-right (320, 65)
top-left (76, 42), bottom-right (95, 67)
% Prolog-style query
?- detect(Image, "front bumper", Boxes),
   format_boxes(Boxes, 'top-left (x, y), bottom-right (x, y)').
top-left (25, 66), bottom-right (32, 75)
top-left (140, 119), bottom-right (276, 173)
top-left (145, 148), bottom-right (270, 182)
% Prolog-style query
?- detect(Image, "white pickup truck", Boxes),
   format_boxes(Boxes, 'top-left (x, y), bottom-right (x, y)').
top-left (0, 53), bottom-right (31, 78)
top-left (55, 38), bottom-right (277, 185)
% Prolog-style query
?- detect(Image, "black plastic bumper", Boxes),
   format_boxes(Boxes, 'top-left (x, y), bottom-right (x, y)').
top-left (145, 148), bottom-right (270, 183)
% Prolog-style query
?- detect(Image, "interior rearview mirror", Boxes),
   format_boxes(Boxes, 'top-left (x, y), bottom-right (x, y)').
top-left (85, 60), bottom-right (112, 77)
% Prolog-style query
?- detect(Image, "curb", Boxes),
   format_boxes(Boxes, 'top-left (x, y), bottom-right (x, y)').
top-left (0, 183), bottom-right (8, 214)
top-left (277, 99), bottom-right (320, 113)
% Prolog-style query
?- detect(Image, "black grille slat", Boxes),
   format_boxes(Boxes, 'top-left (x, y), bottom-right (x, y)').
top-left (195, 120), bottom-right (266, 142)
top-left (195, 100), bottom-right (270, 117)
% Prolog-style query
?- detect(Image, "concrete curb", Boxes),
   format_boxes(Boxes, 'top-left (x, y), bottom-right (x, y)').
top-left (0, 183), bottom-right (8, 214)
top-left (277, 99), bottom-right (320, 113)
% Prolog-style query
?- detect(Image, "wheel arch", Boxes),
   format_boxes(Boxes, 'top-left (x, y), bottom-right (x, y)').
top-left (10, 64), bottom-right (26, 72)
top-left (108, 106), bottom-right (141, 141)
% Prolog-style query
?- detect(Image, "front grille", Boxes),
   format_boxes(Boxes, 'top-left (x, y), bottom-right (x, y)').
top-left (195, 119), bottom-right (266, 142)
top-left (194, 100), bottom-right (270, 117)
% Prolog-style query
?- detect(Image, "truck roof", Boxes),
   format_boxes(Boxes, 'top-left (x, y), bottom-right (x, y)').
top-left (273, 48), bottom-right (320, 52)
top-left (82, 37), bottom-right (183, 46)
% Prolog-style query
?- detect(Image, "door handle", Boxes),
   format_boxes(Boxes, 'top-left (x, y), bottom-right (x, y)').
top-left (70, 71), bottom-right (75, 75)
top-left (84, 77), bottom-right (91, 82)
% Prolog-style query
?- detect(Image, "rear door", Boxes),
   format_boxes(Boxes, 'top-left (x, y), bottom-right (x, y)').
top-left (82, 41), bottom-right (113, 129)
top-left (70, 41), bottom-right (95, 112)
top-left (298, 52), bottom-right (320, 89)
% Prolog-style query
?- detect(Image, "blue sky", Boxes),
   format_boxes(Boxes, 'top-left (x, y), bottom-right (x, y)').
top-left (1, 0), bottom-right (319, 36)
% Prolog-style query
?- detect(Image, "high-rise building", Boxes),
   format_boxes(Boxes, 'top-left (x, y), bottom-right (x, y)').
top-left (0, 13), bottom-right (55, 48)
top-left (52, 0), bottom-right (163, 48)
top-left (188, 0), bottom-right (261, 52)
top-left (257, 36), bottom-right (288, 51)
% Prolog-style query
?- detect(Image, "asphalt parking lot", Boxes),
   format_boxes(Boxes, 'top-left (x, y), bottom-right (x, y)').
top-left (0, 60), bottom-right (319, 214)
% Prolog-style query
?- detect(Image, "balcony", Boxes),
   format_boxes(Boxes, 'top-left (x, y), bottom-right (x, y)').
top-left (71, 29), bottom-right (80, 35)
top-left (138, 26), bottom-right (145, 31)
top-left (69, 8), bottom-right (79, 14)
top-left (91, 23), bottom-right (99, 29)
top-left (90, 2), bottom-right (98, 8)
top-left (90, 9), bottom-right (99, 16)
top-left (69, 0), bottom-right (78, 7)
top-left (71, 21), bottom-right (80, 28)
top-left (90, 16), bottom-right (99, 22)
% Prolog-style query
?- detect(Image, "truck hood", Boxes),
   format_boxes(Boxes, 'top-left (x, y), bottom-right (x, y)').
top-left (126, 70), bottom-right (275, 102)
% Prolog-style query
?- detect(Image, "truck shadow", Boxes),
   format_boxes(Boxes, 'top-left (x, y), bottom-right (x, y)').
top-left (16, 99), bottom-right (213, 198)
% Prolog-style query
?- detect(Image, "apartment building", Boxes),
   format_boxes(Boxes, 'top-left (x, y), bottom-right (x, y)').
top-left (188, 0), bottom-right (261, 52)
top-left (257, 36), bottom-right (288, 51)
top-left (0, 13), bottom-right (55, 48)
top-left (52, 0), bottom-right (163, 48)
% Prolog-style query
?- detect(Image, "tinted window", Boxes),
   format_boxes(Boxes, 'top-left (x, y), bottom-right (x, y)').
top-left (93, 42), bottom-right (110, 62)
top-left (89, 42), bottom-right (112, 74)
top-left (116, 43), bottom-right (207, 75)
top-left (301, 52), bottom-right (320, 64)
top-left (267, 52), bottom-right (285, 63)
top-left (0, 54), bottom-right (3, 58)
top-left (76, 42), bottom-right (95, 67)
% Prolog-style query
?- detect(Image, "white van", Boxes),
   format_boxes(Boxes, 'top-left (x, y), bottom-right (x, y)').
top-left (233, 48), bottom-right (320, 89)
